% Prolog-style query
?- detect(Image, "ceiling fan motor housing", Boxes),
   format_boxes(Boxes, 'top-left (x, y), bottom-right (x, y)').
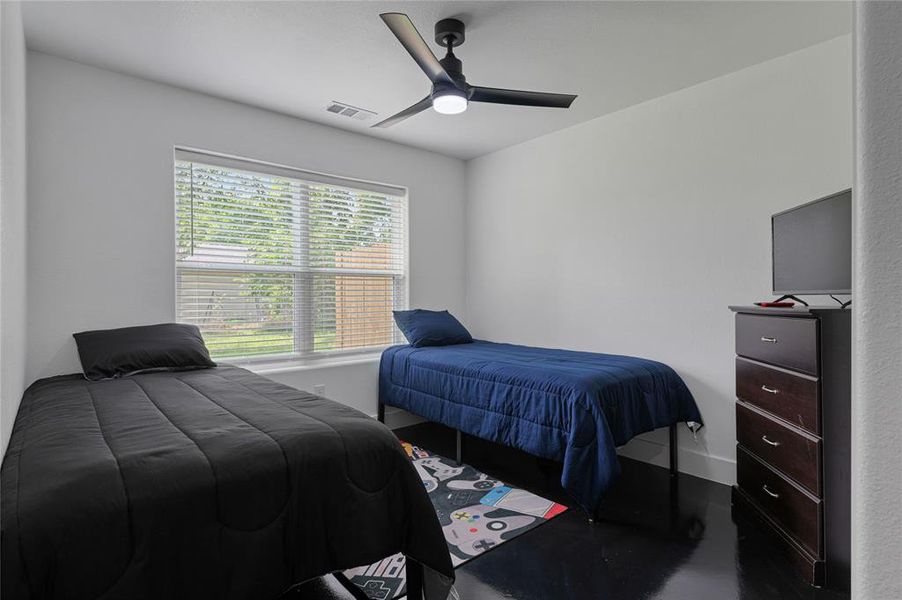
top-left (431, 80), bottom-right (469, 103)
top-left (435, 18), bottom-right (467, 88)
top-left (439, 54), bottom-right (466, 85)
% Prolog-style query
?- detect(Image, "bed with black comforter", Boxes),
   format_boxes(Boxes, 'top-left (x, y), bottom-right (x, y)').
top-left (1, 365), bottom-right (454, 600)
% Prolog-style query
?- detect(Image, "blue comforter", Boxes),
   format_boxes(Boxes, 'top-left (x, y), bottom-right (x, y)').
top-left (379, 340), bottom-right (703, 513)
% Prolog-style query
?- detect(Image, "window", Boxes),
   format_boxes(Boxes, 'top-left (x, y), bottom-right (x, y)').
top-left (175, 149), bottom-right (407, 362)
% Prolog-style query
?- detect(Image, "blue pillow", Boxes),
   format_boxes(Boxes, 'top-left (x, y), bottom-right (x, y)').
top-left (392, 309), bottom-right (473, 348)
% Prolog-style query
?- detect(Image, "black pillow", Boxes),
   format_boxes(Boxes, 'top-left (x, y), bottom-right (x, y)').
top-left (73, 323), bottom-right (216, 381)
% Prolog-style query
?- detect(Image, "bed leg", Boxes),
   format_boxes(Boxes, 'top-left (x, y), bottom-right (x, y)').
top-left (456, 430), bottom-right (462, 466)
top-left (406, 558), bottom-right (424, 600)
top-left (669, 423), bottom-right (678, 478)
top-left (377, 402), bottom-right (385, 424)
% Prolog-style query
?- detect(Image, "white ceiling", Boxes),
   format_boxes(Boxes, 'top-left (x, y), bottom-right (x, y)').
top-left (22, 1), bottom-right (851, 160)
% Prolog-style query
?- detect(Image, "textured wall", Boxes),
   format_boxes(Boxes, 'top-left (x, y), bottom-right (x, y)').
top-left (852, 2), bottom-right (902, 597)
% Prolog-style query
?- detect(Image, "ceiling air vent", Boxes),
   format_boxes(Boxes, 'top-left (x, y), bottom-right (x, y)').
top-left (325, 101), bottom-right (377, 122)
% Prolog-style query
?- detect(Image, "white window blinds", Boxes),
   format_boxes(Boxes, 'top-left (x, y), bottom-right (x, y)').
top-left (175, 149), bottom-right (407, 361)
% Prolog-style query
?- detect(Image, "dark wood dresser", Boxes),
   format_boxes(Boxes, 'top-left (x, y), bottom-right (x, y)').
top-left (729, 305), bottom-right (851, 589)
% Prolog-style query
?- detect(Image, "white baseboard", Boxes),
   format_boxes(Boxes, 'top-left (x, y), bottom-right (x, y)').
top-left (617, 436), bottom-right (736, 486)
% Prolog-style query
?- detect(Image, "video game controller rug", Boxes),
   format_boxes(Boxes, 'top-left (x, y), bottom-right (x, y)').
top-left (343, 441), bottom-right (567, 599)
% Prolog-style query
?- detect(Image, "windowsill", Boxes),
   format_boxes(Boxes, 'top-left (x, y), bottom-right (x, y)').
top-left (238, 352), bottom-right (382, 376)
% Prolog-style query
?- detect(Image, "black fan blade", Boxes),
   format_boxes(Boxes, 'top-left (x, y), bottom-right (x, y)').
top-left (372, 96), bottom-right (432, 128)
top-left (380, 13), bottom-right (455, 86)
top-left (470, 86), bottom-right (577, 108)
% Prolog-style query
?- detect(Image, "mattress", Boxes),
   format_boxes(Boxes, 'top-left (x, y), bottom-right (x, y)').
top-left (379, 341), bottom-right (703, 512)
top-left (1, 366), bottom-right (453, 600)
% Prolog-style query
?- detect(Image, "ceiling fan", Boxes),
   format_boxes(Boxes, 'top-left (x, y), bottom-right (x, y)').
top-left (373, 13), bottom-right (578, 128)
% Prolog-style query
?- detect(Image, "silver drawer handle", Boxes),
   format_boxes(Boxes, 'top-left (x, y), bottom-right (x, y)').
top-left (761, 435), bottom-right (781, 447)
top-left (762, 484), bottom-right (780, 499)
top-left (761, 385), bottom-right (779, 394)
top-left (760, 336), bottom-right (778, 343)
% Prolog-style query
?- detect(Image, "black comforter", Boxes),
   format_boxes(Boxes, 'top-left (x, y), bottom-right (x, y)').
top-left (1, 366), bottom-right (453, 600)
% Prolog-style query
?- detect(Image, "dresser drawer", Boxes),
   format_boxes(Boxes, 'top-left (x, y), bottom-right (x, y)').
top-left (737, 446), bottom-right (822, 556)
top-left (736, 402), bottom-right (821, 495)
top-left (736, 358), bottom-right (820, 434)
top-left (736, 314), bottom-right (818, 375)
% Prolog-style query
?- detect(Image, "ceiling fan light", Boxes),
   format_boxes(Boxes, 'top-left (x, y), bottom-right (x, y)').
top-left (432, 91), bottom-right (468, 115)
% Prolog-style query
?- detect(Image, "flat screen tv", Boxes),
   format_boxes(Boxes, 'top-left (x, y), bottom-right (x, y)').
top-left (772, 189), bottom-right (852, 295)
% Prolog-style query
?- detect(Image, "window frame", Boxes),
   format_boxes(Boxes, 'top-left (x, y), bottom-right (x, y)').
top-left (173, 147), bottom-right (410, 366)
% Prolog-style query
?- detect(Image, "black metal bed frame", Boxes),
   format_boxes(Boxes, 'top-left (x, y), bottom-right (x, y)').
top-left (377, 402), bottom-right (680, 512)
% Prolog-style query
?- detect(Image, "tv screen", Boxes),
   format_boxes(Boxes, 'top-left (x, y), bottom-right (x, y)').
top-left (772, 190), bottom-right (852, 295)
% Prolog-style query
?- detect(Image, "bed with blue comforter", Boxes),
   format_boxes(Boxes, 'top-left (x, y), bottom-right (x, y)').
top-left (379, 340), bottom-right (703, 513)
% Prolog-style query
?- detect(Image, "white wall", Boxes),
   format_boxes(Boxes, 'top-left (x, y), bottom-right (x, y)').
top-left (853, 2), bottom-right (902, 597)
top-left (25, 52), bottom-right (466, 422)
top-left (465, 36), bottom-right (852, 484)
top-left (1, 1), bottom-right (28, 455)
top-left (18, 36), bottom-right (858, 476)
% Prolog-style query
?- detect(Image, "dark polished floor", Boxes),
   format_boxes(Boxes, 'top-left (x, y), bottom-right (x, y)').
top-left (287, 422), bottom-right (849, 600)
